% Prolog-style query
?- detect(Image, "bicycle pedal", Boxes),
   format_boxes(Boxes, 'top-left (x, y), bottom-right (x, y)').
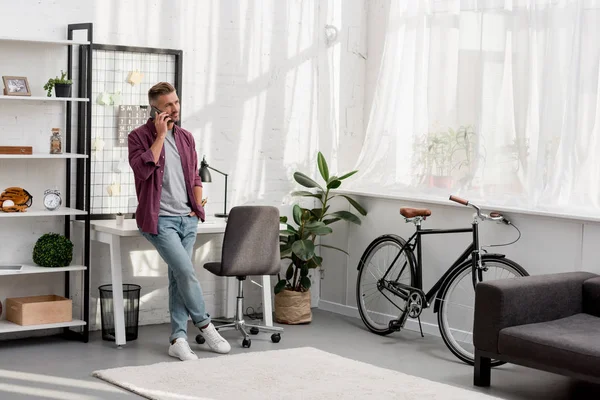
top-left (388, 320), bottom-right (403, 331)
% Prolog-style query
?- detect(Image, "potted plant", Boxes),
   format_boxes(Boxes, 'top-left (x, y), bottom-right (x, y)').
top-left (32, 233), bottom-right (73, 268)
top-left (413, 125), bottom-right (480, 189)
top-left (43, 70), bottom-right (73, 98)
top-left (116, 212), bottom-right (124, 226)
top-left (275, 152), bottom-right (367, 324)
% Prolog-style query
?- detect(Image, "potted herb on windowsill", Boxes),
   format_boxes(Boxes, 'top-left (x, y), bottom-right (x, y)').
top-left (275, 152), bottom-right (367, 324)
top-left (43, 70), bottom-right (73, 98)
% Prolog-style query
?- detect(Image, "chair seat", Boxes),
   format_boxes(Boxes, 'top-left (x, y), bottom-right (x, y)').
top-left (498, 313), bottom-right (600, 378)
top-left (204, 261), bottom-right (278, 277)
top-left (204, 262), bottom-right (225, 276)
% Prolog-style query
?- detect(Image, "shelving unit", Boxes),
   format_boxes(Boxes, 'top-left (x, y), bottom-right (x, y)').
top-left (0, 207), bottom-right (87, 218)
top-left (0, 319), bottom-right (86, 334)
top-left (0, 96), bottom-right (89, 102)
top-left (0, 36), bottom-right (90, 46)
top-left (0, 153), bottom-right (88, 159)
top-left (0, 265), bottom-right (87, 276)
top-left (0, 24), bottom-right (92, 342)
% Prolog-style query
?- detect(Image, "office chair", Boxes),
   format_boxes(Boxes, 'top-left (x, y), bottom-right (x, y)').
top-left (196, 205), bottom-right (283, 348)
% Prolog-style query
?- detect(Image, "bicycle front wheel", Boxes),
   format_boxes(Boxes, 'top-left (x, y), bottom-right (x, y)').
top-left (356, 235), bottom-right (416, 335)
top-left (437, 257), bottom-right (528, 366)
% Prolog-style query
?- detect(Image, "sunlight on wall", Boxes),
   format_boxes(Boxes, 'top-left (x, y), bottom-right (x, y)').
top-left (93, 0), bottom-right (364, 214)
top-left (129, 250), bottom-right (163, 277)
top-left (127, 240), bottom-right (217, 278)
top-left (89, 0), bottom-right (367, 312)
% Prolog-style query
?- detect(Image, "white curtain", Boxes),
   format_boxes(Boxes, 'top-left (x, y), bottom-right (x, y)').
top-left (352, 0), bottom-right (600, 214)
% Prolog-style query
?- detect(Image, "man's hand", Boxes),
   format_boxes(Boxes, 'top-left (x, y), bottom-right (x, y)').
top-left (154, 112), bottom-right (170, 138)
top-left (149, 112), bottom-right (170, 163)
top-left (189, 198), bottom-right (207, 218)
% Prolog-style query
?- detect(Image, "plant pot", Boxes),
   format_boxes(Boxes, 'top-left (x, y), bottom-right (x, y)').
top-left (274, 289), bottom-right (311, 324)
top-left (54, 83), bottom-right (72, 98)
top-left (428, 175), bottom-right (453, 189)
top-left (116, 215), bottom-right (124, 226)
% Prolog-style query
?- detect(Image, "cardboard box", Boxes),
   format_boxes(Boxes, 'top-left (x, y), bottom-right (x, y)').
top-left (6, 295), bottom-right (72, 325)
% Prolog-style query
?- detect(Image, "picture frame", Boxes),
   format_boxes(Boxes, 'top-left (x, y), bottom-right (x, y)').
top-left (2, 76), bottom-right (31, 96)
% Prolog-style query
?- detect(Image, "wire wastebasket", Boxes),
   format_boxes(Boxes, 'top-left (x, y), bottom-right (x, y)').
top-left (98, 284), bottom-right (141, 341)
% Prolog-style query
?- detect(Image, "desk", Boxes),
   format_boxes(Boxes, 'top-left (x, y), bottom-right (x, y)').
top-left (81, 218), bottom-right (275, 347)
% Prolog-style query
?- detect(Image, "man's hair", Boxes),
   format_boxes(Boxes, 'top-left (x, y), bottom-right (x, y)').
top-left (148, 82), bottom-right (175, 105)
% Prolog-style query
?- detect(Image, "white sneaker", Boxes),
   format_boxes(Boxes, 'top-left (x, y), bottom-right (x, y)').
top-left (168, 338), bottom-right (198, 361)
top-left (198, 323), bottom-right (231, 354)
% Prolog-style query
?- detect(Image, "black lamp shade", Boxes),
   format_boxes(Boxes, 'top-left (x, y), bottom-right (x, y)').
top-left (197, 155), bottom-right (229, 218)
top-left (199, 157), bottom-right (212, 182)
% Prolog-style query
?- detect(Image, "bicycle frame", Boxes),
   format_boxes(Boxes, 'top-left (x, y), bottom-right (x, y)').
top-left (381, 220), bottom-right (481, 307)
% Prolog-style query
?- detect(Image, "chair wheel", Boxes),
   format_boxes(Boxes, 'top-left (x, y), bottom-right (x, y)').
top-left (249, 327), bottom-right (259, 335)
top-left (271, 333), bottom-right (281, 343)
top-left (195, 334), bottom-right (205, 344)
top-left (242, 338), bottom-right (251, 348)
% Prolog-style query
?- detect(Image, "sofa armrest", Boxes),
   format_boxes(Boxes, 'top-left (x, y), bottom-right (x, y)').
top-left (583, 277), bottom-right (600, 317)
top-left (473, 271), bottom-right (597, 353)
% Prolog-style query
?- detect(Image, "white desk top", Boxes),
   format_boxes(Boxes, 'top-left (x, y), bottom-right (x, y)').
top-left (77, 218), bottom-right (228, 237)
top-left (78, 218), bottom-right (285, 237)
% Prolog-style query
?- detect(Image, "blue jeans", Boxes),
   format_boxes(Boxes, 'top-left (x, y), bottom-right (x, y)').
top-left (140, 215), bottom-right (211, 343)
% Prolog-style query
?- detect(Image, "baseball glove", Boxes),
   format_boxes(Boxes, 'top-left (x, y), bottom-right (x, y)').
top-left (0, 187), bottom-right (33, 212)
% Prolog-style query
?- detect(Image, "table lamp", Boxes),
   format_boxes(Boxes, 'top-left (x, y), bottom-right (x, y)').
top-left (199, 156), bottom-right (229, 218)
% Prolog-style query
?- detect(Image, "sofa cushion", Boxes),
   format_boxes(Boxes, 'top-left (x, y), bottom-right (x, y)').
top-left (498, 313), bottom-right (600, 378)
top-left (583, 277), bottom-right (600, 317)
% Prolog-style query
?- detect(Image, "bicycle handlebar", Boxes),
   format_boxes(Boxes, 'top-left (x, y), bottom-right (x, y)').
top-left (449, 195), bottom-right (510, 225)
top-left (449, 195), bottom-right (469, 206)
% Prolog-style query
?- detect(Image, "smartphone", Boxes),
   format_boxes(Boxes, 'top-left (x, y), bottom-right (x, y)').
top-left (150, 106), bottom-right (173, 123)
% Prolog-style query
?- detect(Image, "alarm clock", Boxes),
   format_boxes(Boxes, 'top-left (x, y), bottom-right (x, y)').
top-left (43, 189), bottom-right (62, 211)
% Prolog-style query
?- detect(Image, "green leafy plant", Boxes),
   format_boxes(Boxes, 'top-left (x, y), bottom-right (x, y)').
top-left (276, 152), bottom-right (367, 294)
top-left (32, 233), bottom-right (73, 268)
top-left (43, 70), bottom-right (73, 97)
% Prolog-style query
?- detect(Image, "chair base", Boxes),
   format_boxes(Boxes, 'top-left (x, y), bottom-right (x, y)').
top-left (196, 278), bottom-right (283, 348)
top-left (196, 318), bottom-right (283, 348)
top-left (214, 317), bottom-right (283, 338)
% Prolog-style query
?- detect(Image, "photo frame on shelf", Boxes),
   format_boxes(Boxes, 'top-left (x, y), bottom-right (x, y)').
top-left (2, 76), bottom-right (31, 96)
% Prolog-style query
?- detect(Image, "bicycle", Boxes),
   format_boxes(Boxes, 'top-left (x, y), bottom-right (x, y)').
top-left (356, 194), bottom-right (529, 366)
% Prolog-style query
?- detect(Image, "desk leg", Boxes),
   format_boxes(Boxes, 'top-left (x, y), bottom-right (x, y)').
top-left (110, 234), bottom-right (127, 347)
top-left (262, 275), bottom-right (273, 327)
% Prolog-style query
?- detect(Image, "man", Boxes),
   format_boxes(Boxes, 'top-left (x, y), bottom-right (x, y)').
top-left (128, 82), bottom-right (231, 361)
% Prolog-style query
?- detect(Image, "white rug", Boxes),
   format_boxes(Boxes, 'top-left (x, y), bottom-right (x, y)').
top-left (92, 347), bottom-right (501, 400)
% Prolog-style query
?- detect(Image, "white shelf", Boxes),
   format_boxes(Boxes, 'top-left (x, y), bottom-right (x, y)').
top-left (0, 36), bottom-right (90, 46)
top-left (0, 265), bottom-right (86, 276)
top-left (0, 95), bottom-right (89, 102)
top-left (0, 207), bottom-right (86, 218)
top-left (0, 319), bottom-right (86, 334)
top-left (0, 152), bottom-right (87, 159)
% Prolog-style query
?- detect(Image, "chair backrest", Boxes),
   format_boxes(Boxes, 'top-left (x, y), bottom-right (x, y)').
top-left (219, 205), bottom-right (281, 277)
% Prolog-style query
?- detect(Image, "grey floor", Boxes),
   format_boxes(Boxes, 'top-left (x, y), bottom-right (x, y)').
top-left (0, 309), bottom-right (597, 400)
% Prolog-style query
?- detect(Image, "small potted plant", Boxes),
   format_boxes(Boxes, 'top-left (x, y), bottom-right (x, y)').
top-left (43, 70), bottom-right (73, 98)
top-left (116, 212), bottom-right (124, 226)
top-left (32, 233), bottom-right (73, 268)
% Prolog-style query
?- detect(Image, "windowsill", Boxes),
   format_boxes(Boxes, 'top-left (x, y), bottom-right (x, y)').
top-left (335, 188), bottom-right (600, 225)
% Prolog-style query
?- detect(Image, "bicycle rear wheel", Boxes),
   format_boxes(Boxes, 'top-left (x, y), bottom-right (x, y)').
top-left (437, 256), bottom-right (528, 365)
top-left (356, 235), bottom-right (416, 335)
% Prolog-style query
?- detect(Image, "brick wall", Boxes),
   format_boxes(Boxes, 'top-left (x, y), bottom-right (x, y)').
top-left (0, 0), bottom-right (367, 335)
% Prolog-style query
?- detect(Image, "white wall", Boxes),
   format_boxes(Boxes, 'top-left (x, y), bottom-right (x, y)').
top-left (0, 0), bottom-right (367, 336)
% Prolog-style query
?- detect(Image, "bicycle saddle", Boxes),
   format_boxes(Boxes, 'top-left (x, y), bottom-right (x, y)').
top-left (400, 207), bottom-right (432, 218)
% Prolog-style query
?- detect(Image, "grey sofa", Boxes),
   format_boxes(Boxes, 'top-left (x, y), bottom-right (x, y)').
top-left (473, 271), bottom-right (600, 387)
